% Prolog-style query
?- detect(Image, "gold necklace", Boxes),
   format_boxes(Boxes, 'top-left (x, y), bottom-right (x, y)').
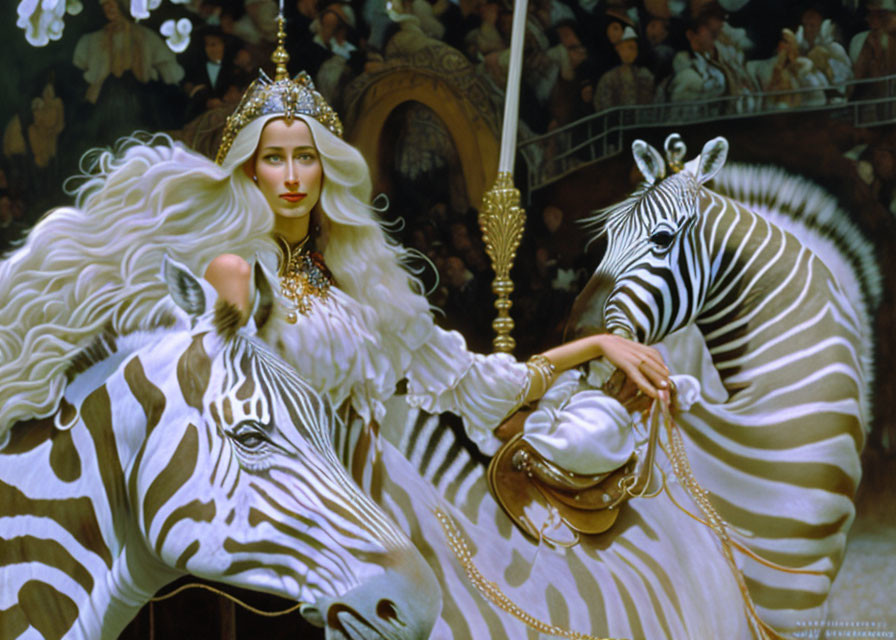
top-left (276, 234), bottom-right (333, 323)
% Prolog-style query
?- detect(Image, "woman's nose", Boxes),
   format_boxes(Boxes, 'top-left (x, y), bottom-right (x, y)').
top-left (285, 163), bottom-right (298, 189)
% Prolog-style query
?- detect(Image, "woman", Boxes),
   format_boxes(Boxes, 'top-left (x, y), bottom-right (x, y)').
top-left (0, 68), bottom-right (670, 464)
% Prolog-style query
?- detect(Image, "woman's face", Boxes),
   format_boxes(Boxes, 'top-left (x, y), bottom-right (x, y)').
top-left (250, 118), bottom-right (323, 240)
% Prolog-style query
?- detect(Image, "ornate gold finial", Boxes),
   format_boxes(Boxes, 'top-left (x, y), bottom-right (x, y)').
top-left (479, 172), bottom-right (526, 353)
top-left (272, 11), bottom-right (290, 81)
top-left (664, 133), bottom-right (687, 174)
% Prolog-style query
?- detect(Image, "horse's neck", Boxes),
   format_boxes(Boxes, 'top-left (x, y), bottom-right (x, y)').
top-left (0, 360), bottom-right (179, 640)
top-left (696, 193), bottom-right (849, 392)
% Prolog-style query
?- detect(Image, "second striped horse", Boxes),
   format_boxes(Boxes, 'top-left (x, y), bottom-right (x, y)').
top-left (564, 134), bottom-right (879, 636)
top-left (0, 257), bottom-right (439, 640)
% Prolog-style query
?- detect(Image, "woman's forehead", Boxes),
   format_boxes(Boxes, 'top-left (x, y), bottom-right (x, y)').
top-left (258, 118), bottom-right (316, 148)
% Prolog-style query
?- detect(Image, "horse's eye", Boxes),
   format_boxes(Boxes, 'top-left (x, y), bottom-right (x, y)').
top-left (650, 230), bottom-right (674, 248)
top-left (229, 422), bottom-right (268, 450)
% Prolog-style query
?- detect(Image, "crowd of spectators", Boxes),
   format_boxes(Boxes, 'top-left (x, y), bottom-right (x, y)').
top-left (4, 0), bottom-right (896, 349)
top-left (167, 0), bottom-right (896, 133)
top-left (51, 0), bottom-right (895, 141)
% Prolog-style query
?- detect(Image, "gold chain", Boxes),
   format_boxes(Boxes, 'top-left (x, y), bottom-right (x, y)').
top-left (434, 508), bottom-right (626, 640)
top-left (661, 403), bottom-right (785, 640)
top-left (151, 582), bottom-right (304, 618)
top-left (277, 235), bottom-right (333, 323)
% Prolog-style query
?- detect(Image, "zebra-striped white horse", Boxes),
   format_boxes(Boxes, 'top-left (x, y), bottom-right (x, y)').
top-left (0, 257), bottom-right (440, 640)
top-left (560, 135), bottom-right (880, 636)
top-left (2, 145), bottom-right (876, 639)
top-left (328, 138), bottom-right (880, 640)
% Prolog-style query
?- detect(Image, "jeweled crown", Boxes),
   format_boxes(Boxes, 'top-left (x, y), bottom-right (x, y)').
top-left (214, 14), bottom-right (344, 165)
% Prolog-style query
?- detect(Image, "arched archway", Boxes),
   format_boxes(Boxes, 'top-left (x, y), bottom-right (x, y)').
top-left (344, 67), bottom-right (500, 206)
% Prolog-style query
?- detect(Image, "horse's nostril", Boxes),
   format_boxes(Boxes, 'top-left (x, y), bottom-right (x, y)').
top-left (376, 599), bottom-right (399, 623)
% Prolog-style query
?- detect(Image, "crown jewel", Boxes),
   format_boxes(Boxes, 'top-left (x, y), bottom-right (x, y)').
top-left (214, 13), bottom-right (343, 164)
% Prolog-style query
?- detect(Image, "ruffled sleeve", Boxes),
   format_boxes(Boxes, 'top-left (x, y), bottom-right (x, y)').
top-left (402, 324), bottom-right (529, 456)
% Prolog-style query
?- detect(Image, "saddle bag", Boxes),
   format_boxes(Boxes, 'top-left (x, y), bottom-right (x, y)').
top-left (487, 392), bottom-right (662, 546)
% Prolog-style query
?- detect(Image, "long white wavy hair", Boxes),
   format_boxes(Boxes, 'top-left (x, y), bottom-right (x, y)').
top-left (0, 113), bottom-right (429, 438)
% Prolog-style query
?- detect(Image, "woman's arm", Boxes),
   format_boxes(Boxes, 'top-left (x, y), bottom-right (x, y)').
top-left (524, 333), bottom-right (671, 405)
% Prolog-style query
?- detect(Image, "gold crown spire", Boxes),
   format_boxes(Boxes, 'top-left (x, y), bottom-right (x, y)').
top-left (214, 6), bottom-right (344, 165)
top-left (272, 11), bottom-right (290, 81)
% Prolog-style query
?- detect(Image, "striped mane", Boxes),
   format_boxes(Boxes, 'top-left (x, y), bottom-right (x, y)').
top-left (65, 329), bottom-right (121, 381)
top-left (63, 313), bottom-right (180, 382)
top-left (710, 164), bottom-right (882, 319)
top-left (581, 183), bottom-right (655, 239)
top-left (709, 163), bottom-right (881, 428)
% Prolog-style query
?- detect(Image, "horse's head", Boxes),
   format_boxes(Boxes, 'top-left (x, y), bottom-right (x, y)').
top-left (116, 258), bottom-right (440, 639)
top-left (569, 135), bottom-right (729, 344)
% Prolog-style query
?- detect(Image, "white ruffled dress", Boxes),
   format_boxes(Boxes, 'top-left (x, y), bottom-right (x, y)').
top-left (262, 277), bottom-right (702, 473)
top-left (262, 283), bottom-right (528, 456)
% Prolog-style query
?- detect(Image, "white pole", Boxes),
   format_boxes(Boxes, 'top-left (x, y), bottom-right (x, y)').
top-left (497, 0), bottom-right (529, 173)
top-left (478, 0), bottom-right (529, 353)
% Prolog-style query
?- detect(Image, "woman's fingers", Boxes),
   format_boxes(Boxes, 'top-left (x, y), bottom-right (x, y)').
top-left (625, 364), bottom-right (660, 398)
top-left (618, 377), bottom-right (652, 413)
top-left (596, 334), bottom-right (674, 408)
top-left (637, 346), bottom-right (669, 375)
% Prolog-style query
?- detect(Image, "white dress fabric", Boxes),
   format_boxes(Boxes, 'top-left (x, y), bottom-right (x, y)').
top-left (263, 272), bottom-right (711, 471)
top-left (521, 347), bottom-right (703, 476)
top-left (522, 367), bottom-right (635, 475)
top-left (263, 283), bottom-right (529, 456)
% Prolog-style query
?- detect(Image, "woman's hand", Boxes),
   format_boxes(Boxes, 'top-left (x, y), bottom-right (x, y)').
top-left (592, 334), bottom-right (672, 406)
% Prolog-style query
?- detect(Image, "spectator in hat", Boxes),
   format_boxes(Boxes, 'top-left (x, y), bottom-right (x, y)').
top-left (667, 4), bottom-right (756, 107)
top-left (795, 7), bottom-right (852, 100)
top-left (593, 25), bottom-right (655, 112)
top-left (853, 0), bottom-right (896, 97)
top-left (590, 5), bottom-right (635, 79)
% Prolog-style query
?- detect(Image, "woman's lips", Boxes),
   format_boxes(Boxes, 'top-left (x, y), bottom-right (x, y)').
top-left (280, 193), bottom-right (306, 203)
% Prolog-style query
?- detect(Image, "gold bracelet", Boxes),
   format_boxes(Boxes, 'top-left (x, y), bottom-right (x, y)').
top-left (526, 354), bottom-right (556, 389)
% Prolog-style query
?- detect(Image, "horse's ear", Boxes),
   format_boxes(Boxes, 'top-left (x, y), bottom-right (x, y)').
top-left (252, 258), bottom-right (276, 331)
top-left (632, 139), bottom-right (666, 185)
top-left (696, 137), bottom-right (728, 185)
top-left (162, 255), bottom-right (208, 318)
